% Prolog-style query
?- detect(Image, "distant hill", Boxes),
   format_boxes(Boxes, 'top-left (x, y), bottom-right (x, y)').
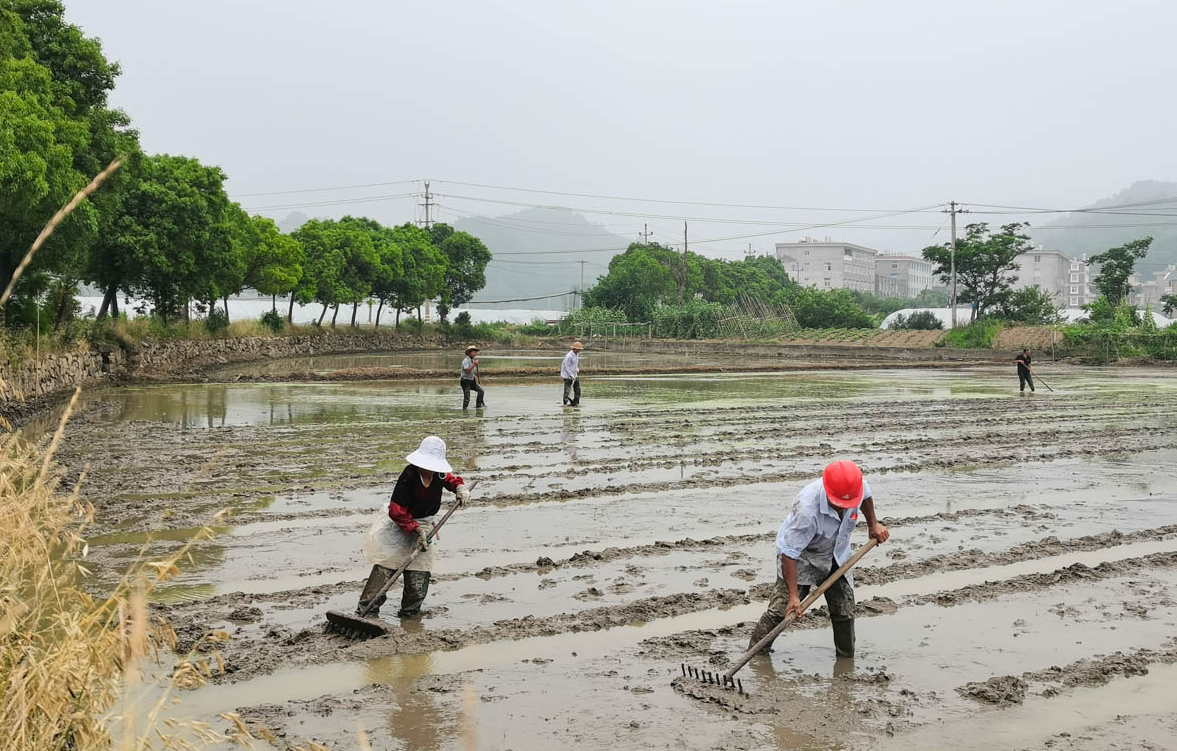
top-left (1030, 180), bottom-right (1177, 275)
top-left (451, 208), bottom-right (633, 310)
top-left (277, 211), bottom-right (312, 234)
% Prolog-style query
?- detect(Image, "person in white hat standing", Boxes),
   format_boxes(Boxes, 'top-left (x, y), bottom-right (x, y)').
top-left (356, 436), bottom-right (470, 618)
top-left (460, 345), bottom-right (486, 409)
top-left (561, 341), bottom-right (584, 407)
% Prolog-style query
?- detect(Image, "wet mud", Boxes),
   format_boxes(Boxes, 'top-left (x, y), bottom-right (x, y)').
top-left (48, 362), bottom-right (1177, 749)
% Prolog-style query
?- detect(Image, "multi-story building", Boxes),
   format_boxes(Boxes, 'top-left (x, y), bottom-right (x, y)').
top-left (874, 254), bottom-right (935, 297)
top-left (1128, 265), bottom-right (1177, 309)
top-left (775, 239), bottom-right (879, 292)
top-left (1011, 248), bottom-right (1094, 309)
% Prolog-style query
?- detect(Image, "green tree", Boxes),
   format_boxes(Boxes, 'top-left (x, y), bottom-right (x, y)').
top-left (583, 245), bottom-right (677, 320)
top-left (785, 286), bottom-right (875, 328)
top-left (291, 219), bottom-right (376, 327)
top-left (243, 215), bottom-right (304, 311)
top-left (913, 287), bottom-right (950, 307)
top-left (386, 223), bottom-right (445, 327)
top-left (1161, 293), bottom-right (1176, 318)
top-left (429, 223), bottom-right (491, 323)
top-left (1089, 237), bottom-right (1152, 307)
top-left (922, 222), bottom-right (1032, 322)
top-left (995, 285), bottom-right (1063, 324)
top-left (102, 154), bottom-right (232, 322)
top-left (339, 217), bottom-right (402, 328)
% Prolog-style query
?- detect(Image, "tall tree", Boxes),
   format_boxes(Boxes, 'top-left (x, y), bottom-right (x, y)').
top-left (243, 215), bottom-right (303, 310)
top-left (113, 154), bottom-right (233, 322)
top-left (341, 216), bottom-right (402, 328)
top-left (291, 219), bottom-right (377, 327)
top-left (1089, 237), bottom-right (1152, 307)
top-left (922, 222), bottom-right (1032, 322)
top-left (429, 223), bottom-right (491, 323)
top-left (386, 223), bottom-right (445, 327)
top-left (2, 0), bottom-right (136, 319)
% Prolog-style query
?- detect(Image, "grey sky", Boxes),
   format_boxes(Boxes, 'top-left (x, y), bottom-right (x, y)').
top-left (68, 0), bottom-right (1177, 257)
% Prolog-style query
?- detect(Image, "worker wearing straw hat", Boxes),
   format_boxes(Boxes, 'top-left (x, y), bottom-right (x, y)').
top-left (561, 341), bottom-right (584, 407)
top-left (356, 436), bottom-right (469, 618)
top-left (460, 345), bottom-right (486, 409)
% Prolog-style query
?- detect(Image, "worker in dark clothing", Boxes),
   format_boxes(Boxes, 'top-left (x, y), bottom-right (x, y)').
top-left (356, 436), bottom-right (469, 619)
top-left (1014, 348), bottom-right (1035, 394)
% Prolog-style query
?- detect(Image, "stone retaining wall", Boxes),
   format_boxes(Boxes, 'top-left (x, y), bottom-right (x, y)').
top-left (0, 332), bottom-right (444, 405)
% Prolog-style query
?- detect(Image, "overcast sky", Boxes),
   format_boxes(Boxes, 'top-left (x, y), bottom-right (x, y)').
top-left (66, 0), bottom-right (1177, 257)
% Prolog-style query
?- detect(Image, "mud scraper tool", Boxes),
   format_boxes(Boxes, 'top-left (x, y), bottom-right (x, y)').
top-left (325, 480), bottom-right (478, 639)
top-left (682, 538), bottom-right (878, 694)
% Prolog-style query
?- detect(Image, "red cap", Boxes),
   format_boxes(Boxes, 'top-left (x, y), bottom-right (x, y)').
top-left (823, 460), bottom-right (865, 509)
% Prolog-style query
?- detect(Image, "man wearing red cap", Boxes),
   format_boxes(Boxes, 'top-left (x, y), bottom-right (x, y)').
top-left (747, 460), bottom-right (889, 657)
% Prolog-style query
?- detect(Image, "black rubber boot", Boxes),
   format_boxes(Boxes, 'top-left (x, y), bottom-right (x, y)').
top-left (832, 618), bottom-right (855, 658)
top-left (356, 564), bottom-right (395, 617)
top-left (398, 570), bottom-right (431, 617)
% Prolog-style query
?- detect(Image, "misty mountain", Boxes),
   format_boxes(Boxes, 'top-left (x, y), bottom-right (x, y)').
top-left (277, 211), bottom-right (313, 234)
top-left (1030, 180), bottom-right (1177, 275)
top-left (451, 208), bottom-right (633, 310)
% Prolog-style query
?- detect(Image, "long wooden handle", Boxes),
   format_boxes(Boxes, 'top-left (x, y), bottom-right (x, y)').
top-left (725, 538), bottom-right (878, 680)
top-left (356, 480), bottom-right (478, 618)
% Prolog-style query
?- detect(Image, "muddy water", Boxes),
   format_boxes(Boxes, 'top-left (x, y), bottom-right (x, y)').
top-left (53, 361), bottom-right (1177, 750)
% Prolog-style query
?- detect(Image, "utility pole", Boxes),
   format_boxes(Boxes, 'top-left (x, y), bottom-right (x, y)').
top-left (420, 181), bottom-right (434, 229)
top-left (682, 221), bottom-right (688, 299)
top-left (579, 260), bottom-right (585, 309)
top-left (943, 201), bottom-right (964, 327)
top-left (640, 223), bottom-right (652, 245)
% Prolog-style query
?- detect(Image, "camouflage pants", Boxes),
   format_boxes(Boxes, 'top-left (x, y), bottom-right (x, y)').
top-left (747, 565), bottom-right (856, 657)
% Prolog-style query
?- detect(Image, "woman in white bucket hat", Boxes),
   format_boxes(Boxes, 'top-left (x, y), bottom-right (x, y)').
top-left (356, 436), bottom-right (470, 619)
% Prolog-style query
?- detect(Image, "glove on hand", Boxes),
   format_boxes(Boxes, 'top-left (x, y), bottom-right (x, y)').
top-left (456, 484), bottom-right (471, 507)
top-left (415, 527), bottom-right (432, 548)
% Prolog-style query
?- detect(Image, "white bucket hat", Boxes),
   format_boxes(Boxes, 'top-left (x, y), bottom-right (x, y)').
top-left (405, 436), bottom-right (452, 474)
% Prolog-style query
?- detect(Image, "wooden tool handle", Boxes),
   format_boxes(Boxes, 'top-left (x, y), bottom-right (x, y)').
top-left (725, 538), bottom-right (878, 680)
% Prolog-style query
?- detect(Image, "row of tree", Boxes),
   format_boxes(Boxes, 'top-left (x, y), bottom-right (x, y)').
top-left (1, 1), bottom-right (490, 329)
top-left (920, 222), bottom-right (1154, 321)
top-left (582, 242), bottom-right (884, 328)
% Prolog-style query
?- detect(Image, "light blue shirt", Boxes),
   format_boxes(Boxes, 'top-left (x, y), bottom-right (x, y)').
top-left (560, 350), bottom-right (580, 380)
top-left (775, 477), bottom-right (872, 588)
top-left (461, 355), bottom-right (477, 380)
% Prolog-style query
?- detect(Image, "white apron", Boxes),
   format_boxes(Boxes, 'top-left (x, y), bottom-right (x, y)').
top-left (362, 510), bottom-right (437, 573)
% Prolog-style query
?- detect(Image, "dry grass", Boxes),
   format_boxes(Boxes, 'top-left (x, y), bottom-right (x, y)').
top-left (0, 391), bottom-right (258, 750)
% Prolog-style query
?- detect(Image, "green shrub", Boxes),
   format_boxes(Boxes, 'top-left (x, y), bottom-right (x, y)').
top-left (942, 319), bottom-right (1004, 348)
top-left (259, 309), bottom-right (285, 333)
top-left (891, 311), bottom-right (943, 330)
top-left (203, 309), bottom-right (229, 335)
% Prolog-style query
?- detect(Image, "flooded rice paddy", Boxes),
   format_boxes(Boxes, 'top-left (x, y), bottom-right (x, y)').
top-left (52, 352), bottom-right (1177, 751)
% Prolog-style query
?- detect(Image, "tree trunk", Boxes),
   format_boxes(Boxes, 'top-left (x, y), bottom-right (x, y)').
top-left (110, 291), bottom-right (119, 319)
top-left (350, 302), bottom-right (359, 327)
top-left (375, 299), bottom-right (385, 328)
top-left (223, 296), bottom-right (230, 322)
top-left (272, 293), bottom-right (276, 312)
top-left (395, 308), bottom-right (401, 329)
top-left (97, 285), bottom-right (115, 320)
top-left (317, 303), bottom-right (328, 326)
top-left (331, 304), bottom-right (340, 327)
top-left (288, 295), bottom-right (296, 324)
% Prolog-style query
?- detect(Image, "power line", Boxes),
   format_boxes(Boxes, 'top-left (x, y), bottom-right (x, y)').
top-left (432, 179), bottom-right (934, 213)
top-left (242, 192), bottom-right (418, 212)
top-left (231, 179), bottom-right (419, 198)
top-left (465, 291), bottom-right (579, 304)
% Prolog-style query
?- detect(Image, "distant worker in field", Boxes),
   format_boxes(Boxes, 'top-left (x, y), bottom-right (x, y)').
top-left (561, 341), bottom-right (583, 407)
top-left (747, 460), bottom-right (889, 658)
top-left (1014, 348), bottom-right (1035, 394)
top-left (460, 345), bottom-right (486, 409)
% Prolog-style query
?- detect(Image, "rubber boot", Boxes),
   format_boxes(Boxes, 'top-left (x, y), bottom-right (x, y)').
top-left (832, 618), bottom-right (855, 658)
top-left (747, 610), bottom-right (784, 654)
top-left (356, 564), bottom-right (395, 617)
top-left (398, 570), bottom-right (431, 617)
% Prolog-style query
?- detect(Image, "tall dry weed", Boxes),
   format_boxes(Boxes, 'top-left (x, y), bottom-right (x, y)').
top-left (0, 388), bottom-right (256, 750)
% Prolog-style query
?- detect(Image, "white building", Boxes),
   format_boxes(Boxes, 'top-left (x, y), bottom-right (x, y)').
top-left (875, 254), bottom-right (935, 297)
top-left (1011, 248), bottom-right (1095, 309)
top-left (775, 238), bottom-right (879, 292)
top-left (1128, 265), bottom-right (1177, 310)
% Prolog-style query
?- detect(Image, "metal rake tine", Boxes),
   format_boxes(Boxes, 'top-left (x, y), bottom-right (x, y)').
top-left (737, 678), bottom-right (743, 694)
top-left (681, 664), bottom-right (687, 677)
